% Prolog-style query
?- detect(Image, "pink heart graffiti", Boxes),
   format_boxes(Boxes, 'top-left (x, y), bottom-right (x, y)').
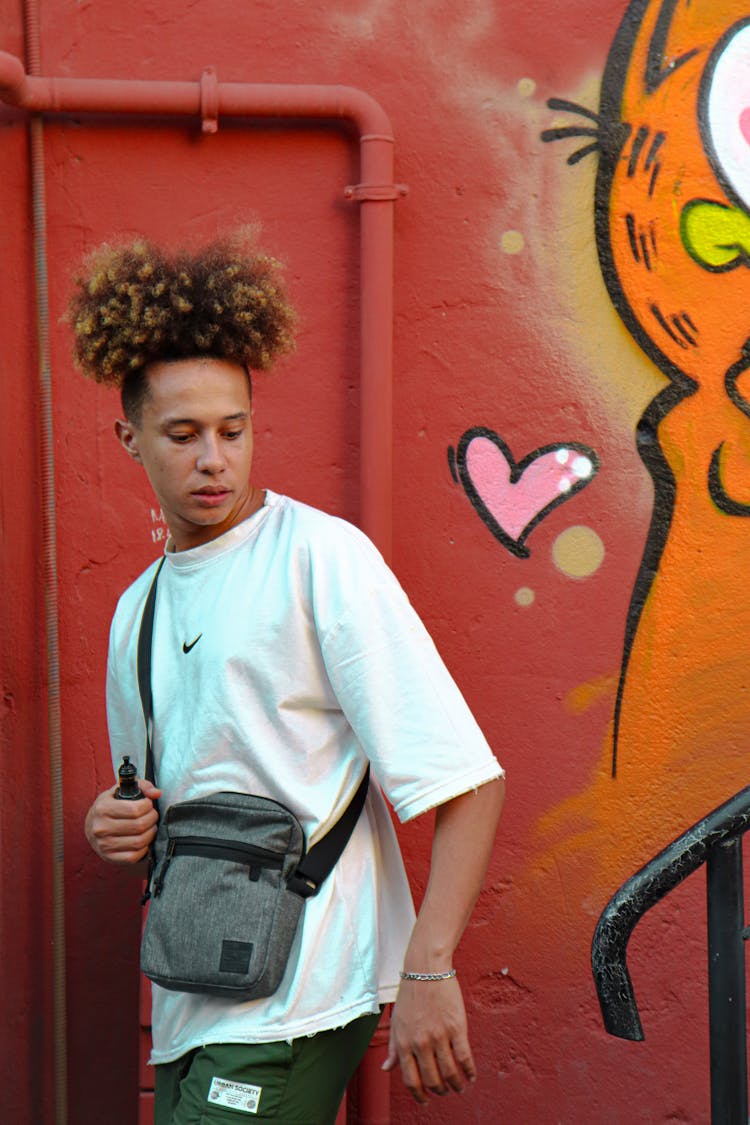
top-left (449, 428), bottom-right (600, 557)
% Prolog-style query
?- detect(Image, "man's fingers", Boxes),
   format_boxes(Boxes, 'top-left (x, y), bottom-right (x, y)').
top-left (434, 1039), bottom-right (470, 1093)
top-left (406, 1033), bottom-right (476, 1100)
top-left (90, 818), bottom-right (157, 851)
top-left (102, 796), bottom-right (159, 823)
top-left (381, 1048), bottom-right (398, 1073)
top-left (454, 1037), bottom-right (477, 1084)
top-left (103, 846), bottom-right (150, 865)
top-left (413, 1039), bottom-right (448, 1095)
top-left (395, 1035), bottom-right (460, 1101)
top-left (398, 1050), bottom-right (430, 1105)
top-left (98, 832), bottom-right (156, 865)
top-left (90, 800), bottom-right (158, 835)
top-left (85, 785), bottom-right (160, 866)
top-left (100, 828), bottom-right (157, 853)
top-left (387, 1030), bottom-right (431, 1104)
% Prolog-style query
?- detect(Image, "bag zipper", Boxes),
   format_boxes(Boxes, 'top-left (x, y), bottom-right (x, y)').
top-left (153, 836), bottom-right (284, 897)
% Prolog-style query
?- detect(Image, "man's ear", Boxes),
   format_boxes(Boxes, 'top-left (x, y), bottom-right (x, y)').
top-left (114, 418), bottom-right (143, 464)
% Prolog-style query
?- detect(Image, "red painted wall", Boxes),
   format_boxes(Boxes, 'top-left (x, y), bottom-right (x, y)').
top-left (2, 1), bottom-right (745, 1122)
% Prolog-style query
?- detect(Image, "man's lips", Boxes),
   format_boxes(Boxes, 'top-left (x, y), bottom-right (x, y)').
top-left (192, 487), bottom-right (231, 505)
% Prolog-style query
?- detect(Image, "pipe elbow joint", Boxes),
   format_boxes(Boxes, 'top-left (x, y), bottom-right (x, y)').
top-left (336, 85), bottom-right (393, 140)
top-left (0, 51), bottom-right (28, 105)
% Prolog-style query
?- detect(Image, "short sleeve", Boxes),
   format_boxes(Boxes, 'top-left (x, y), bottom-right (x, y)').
top-left (321, 576), bottom-right (503, 822)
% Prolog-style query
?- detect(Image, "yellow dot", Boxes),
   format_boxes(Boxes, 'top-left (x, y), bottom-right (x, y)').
top-left (552, 526), bottom-right (605, 579)
top-left (501, 230), bottom-right (525, 255)
top-left (515, 587), bottom-right (535, 607)
top-left (517, 78), bottom-right (536, 99)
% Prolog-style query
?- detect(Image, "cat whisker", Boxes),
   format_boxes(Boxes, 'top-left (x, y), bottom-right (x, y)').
top-left (567, 142), bottom-right (601, 166)
top-left (542, 94), bottom-right (631, 166)
top-left (546, 97), bottom-right (602, 124)
top-left (542, 97), bottom-right (603, 165)
top-left (541, 123), bottom-right (601, 165)
top-left (541, 125), bottom-right (599, 142)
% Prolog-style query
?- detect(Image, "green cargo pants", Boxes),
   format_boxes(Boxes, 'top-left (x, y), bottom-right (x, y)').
top-left (153, 1010), bottom-right (382, 1124)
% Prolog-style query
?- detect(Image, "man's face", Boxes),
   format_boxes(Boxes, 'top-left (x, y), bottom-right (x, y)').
top-left (115, 358), bottom-right (258, 552)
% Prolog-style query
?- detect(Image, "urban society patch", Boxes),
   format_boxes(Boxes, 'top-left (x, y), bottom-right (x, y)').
top-left (207, 1076), bottom-right (262, 1114)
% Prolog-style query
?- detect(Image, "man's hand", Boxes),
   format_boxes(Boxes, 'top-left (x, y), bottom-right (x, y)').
top-left (84, 779), bottom-right (162, 866)
top-left (383, 976), bottom-right (475, 1104)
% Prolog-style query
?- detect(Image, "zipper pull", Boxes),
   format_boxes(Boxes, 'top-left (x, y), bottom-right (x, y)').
top-left (153, 839), bottom-right (176, 897)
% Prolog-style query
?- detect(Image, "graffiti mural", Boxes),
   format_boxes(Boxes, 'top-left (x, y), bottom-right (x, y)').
top-left (530, 0), bottom-right (750, 908)
top-left (448, 429), bottom-right (599, 557)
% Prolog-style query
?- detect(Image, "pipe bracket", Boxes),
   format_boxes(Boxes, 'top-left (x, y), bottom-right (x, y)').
top-left (200, 67), bottom-right (219, 133)
top-left (344, 182), bottom-right (408, 202)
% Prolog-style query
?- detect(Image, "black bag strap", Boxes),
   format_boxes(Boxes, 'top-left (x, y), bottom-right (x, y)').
top-left (135, 555), bottom-right (369, 900)
top-left (286, 763), bottom-right (370, 898)
top-left (135, 558), bottom-right (165, 903)
top-left (137, 558), bottom-right (166, 788)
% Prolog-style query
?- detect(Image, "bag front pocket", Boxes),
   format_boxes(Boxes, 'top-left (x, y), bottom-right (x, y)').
top-left (153, 836), bottom-right (284, 895)
top-left (141, 792), bottom-right (306, 1000)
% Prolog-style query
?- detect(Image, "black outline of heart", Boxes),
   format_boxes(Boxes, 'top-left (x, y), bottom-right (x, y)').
top-left (448, 426), bottom-right (601, 558)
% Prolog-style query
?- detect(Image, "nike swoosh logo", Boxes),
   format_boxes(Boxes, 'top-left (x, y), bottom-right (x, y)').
top-left (182, 634), bottom-right (203, 654)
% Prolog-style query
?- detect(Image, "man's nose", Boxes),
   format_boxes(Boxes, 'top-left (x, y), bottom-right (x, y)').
top-left (195, 434), bottom-right (225, 472)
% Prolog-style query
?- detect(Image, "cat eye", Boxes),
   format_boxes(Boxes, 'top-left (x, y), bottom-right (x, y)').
top-left (701, 18), bottom-right (750, 212)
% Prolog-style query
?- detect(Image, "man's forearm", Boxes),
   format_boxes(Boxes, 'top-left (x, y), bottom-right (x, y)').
top-left (385, 775), bottom-right (504, 1102)
top-left (404, 776), bottom-right (505, 968)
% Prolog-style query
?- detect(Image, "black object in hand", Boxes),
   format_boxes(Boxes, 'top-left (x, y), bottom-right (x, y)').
top-left (114, 755), bottom-right (144, 800)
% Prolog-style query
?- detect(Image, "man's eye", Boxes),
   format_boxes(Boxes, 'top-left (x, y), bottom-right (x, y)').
top-left (169, 433), bottom-right (193, 443)
top-left (224, 430), bottom-right (243, 440)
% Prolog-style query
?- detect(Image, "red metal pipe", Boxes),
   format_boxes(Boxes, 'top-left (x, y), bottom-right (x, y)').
top-left (0, 61), bottom-right (390, 132)
top-left (358, 1009), bottom-right (393, 1124)
top-left (22, 4), bottom-right (68, 1121)
top-left (0, 52), bottom-right (406, 557)
top-left (0, 51), bottom-right (402, 1123)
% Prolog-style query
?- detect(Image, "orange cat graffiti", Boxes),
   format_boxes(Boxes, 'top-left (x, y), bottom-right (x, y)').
top-left (537, 0), bottom-right (750, 907)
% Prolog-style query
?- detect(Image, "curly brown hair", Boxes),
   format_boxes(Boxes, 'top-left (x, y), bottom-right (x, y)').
top-left (68, 231), bottom-right (296, 421)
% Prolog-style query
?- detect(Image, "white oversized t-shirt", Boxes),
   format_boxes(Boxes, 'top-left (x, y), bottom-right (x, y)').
top-left (106, 491), bottom-right (503, 1064)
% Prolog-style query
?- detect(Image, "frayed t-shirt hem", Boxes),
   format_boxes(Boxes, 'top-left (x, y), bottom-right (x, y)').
top-left (396, 762), bottom-right (504, 823)
top-left (148, 988), bottom-right (398, 1066)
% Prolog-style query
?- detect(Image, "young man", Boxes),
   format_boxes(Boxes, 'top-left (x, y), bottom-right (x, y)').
top-left (76, 235), bottom-right (505, 1124)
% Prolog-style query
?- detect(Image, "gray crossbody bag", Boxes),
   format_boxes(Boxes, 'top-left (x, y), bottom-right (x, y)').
top-left (137, 558), bottom-right (369, 1000)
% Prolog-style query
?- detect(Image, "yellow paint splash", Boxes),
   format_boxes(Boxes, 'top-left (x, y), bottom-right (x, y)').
top-left (565, 671), bottom-right (618, 714)
top-left (552, 525), bottom-right (605, 577)
top-left (501, 229), bottom-right (525, 254)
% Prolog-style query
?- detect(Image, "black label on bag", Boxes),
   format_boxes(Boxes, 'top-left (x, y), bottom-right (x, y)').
top-left (220, 940), bottom-right (254, 975)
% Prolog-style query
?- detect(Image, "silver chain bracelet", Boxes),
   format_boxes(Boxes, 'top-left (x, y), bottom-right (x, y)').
top-left (399, 968), bottom-right (457, 982)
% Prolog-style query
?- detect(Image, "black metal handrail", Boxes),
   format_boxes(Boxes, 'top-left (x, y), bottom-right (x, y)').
top-left (592, 783), bottom-right (750, 1124)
